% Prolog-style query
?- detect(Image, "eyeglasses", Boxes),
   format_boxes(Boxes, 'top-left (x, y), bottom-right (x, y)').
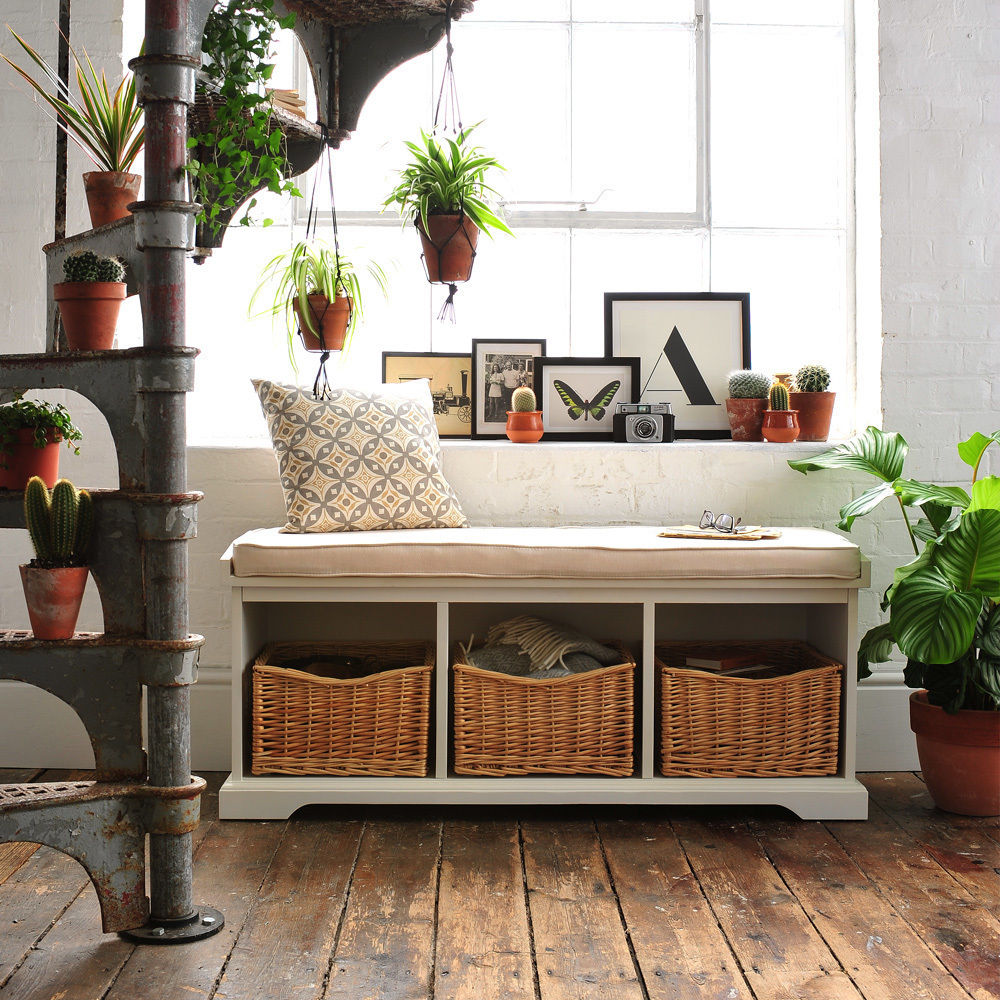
top-left (699, 509), bottom-right (743, 534)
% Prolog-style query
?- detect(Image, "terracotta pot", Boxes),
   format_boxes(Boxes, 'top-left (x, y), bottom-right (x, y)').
top-left (418, 214), bottom-right (479, 283)
top-left (790, 391), bottom-right (836, 442)
top-left (910, 691), bottom-right (1000, 816)
top-left (54, 281), bottom-right (126, 351)
top-left (292, 294), bottom-right (351, 353)
top-left (506, 411), bottom-right (544, 443)
top-left (0, 429), bottom-right (61, 490)
top-left (83, 170), bottom-right (141, 228)
top-left (761, 410), bottom-right (800, 443)
top-left (725, 398), bottom-right (768, 442)
top-left (19, 564), bottom-right (89, 640)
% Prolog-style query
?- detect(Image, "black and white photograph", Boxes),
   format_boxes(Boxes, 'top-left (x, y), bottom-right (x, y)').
top-left (605, 292), bottom-right (750, 438)
top-left (471, 338), bottom-right (547, 438)
top-left (382, 352), bottom-right (472, 438)
top-left (534, 356), bottom-right (640, 441)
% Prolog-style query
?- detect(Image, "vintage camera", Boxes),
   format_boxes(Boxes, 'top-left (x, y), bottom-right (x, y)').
top-left (612, 402), bottom-right (675, 443)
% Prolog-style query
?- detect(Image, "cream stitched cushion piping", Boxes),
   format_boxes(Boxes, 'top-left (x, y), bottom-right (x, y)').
top-left (253, 379), bottom-right (469, 533)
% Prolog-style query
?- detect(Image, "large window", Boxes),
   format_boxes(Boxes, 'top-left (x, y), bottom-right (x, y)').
top-left (183, 1), bottom-right (854, 444)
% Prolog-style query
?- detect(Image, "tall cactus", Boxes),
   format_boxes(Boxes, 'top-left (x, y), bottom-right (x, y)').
top-left (23, 476), bottom-right (92, 567)
top-left (769, 382), bottom-right (790, 411)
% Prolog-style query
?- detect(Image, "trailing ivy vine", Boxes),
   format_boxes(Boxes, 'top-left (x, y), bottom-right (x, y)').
top-left (188, 0), bottom-right (301, 235)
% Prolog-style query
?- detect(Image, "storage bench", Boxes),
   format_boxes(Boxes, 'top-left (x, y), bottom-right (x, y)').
top-left (220, 525), bottom-right (870, 820)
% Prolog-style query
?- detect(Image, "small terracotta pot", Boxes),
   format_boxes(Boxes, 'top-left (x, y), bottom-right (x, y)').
top-left (19, 564), bottom-right (89, 640)
top-left (910, 691), bottom-right (1000, 816)
top-left (83, 170), bottom-right (141, 229)
top-left (418, 214), bottom-right (479, 283)
top-left (761, 410), bottom-right (800, 443)
top-left (506, 411), bottom-right (544, 443)
top-left (725, 398), bottom-right (768, 442)
top-left (54, 282), bottom-right (126, 351)
top-left (789, 391), bottom-right (836, 442)
top-left (292, 294), bottom-right (352, 352)
top-left (0, 429), bottom-right (61, 490)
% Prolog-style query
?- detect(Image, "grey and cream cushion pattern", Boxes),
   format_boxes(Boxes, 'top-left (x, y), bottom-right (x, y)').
top-left (253, 379), bottom-right (469, 533)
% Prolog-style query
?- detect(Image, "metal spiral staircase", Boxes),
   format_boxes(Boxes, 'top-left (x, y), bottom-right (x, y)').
top-left (0, 0), bottom-right (467, 941)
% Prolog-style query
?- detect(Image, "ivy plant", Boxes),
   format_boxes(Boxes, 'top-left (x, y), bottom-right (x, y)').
top-left (188, 0), bottom-right (301, 236)
top-left (0, 397), bottom-right (83, 469)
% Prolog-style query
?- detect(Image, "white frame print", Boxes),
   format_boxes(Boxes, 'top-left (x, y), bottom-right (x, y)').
top-left (534, 357), bottom-right (640, 442)
top-left (470, 339), bottom-right (547, 439)
top-left (605, 292), bottom-right (750, 439)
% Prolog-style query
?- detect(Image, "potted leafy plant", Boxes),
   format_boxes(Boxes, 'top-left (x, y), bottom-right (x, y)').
top-left (725, 370), bottom-right (771, 441)
top-left (383, 125), bottom-right (512, 283)
top-left (20, 477), bottom-right (93, 640)
top-left (790, 427), bottom-right (1000, 815)
top-left (251, 240), bottom-right (388, 366)
top-left (760, 382), bottom-right (800, 443)
top-left (0, 397), bottom-right (83, 491)
top-left (506, 386), bottom-right (543, 443)
top-left (53, 251), bottom-right (127, 351)
top-left (4, 28), bottom-right (143, 228)
top-left (790, 363), bottom-right (836, 442)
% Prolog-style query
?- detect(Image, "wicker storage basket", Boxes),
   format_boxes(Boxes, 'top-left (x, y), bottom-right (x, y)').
top-left (251, 641), bottom-right (433, 776)
top-left (656, 640), bottom-right (842, 777)
top-left (452, 644), bottom-right (636, 776)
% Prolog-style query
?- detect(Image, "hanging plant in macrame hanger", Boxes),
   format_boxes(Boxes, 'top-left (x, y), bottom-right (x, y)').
top-left (384, 1), bottom-right (512, 323)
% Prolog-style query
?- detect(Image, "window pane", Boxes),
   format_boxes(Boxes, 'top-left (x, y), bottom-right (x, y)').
top-left (465, 0), bottom-right (570, 21)
top-left (712, 1), bottom-right (844, 26)
top-left (711, 26), bottom-right (846, 228)
top-left (710, 229), bottom-right (847, 390)
top-left (573, 1), bottom-right (695, 23)
top-left (571, 230), bottom-right (708, 355)
top-left (573, 25), bottom-right (697, 212)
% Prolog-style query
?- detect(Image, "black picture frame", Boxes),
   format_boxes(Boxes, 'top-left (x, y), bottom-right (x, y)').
top-left (471, 338), bottom-right (547, 439)
top-left (381, 351), bottom-right (473, 439)
top-left (533, 356), bottom-right (640, 442)
top-left (604, 292), bottom-right (751, 439)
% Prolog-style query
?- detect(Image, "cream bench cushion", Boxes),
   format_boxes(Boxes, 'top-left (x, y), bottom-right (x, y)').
top-left (228, 525), bottom-right (861, 581)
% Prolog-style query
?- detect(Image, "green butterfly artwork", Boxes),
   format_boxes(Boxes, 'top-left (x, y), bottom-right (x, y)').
top-left (552, 380), bottom-right (621, 421)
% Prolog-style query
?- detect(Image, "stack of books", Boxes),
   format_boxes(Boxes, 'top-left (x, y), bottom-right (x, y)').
top-left (683, 651), bottom-right (772, 677)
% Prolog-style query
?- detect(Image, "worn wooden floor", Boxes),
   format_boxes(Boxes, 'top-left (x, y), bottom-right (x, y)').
top-left (0, 771), bottom-right (998, 1000)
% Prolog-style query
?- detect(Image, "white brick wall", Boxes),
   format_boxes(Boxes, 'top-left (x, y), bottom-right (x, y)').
top-left (1, 1), bottom-right (998, 770)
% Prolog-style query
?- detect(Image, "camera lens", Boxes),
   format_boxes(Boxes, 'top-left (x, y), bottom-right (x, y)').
top-left (633, 417), bottom-right (657, 439)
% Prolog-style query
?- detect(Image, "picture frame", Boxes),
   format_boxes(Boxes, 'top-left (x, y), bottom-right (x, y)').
top-left (470, 338), bottom-right (547, 439)
top-left (604, 292), bottom-right (750, 439)
top-left (381, 352), bottom-right (472, 439)
top-left (533, 356), bottom-right (640, 441)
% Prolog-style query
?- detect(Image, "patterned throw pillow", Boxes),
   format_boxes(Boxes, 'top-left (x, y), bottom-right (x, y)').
top-left (253, 379), bottom-right (469, 532)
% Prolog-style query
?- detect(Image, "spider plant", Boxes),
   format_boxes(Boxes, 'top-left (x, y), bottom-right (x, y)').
top-left (251, 240), bottom-right (388, 369)
top-left (3, 27), bottom-right (144, 173)
top-left (383, 124), bottom-right (512, 238)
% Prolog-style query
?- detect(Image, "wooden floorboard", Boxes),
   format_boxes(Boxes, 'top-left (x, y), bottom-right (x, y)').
top-left (0, 773), bottom-right (997, 1000)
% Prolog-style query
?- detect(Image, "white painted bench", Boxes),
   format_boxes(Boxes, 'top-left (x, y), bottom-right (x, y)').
top-left (220, 525), bottom-right (870, 820)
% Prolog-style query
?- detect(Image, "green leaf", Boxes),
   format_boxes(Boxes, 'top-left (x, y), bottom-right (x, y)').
top-left (788, 426), bottom-right (908, 483)
top-left (837, 482), bottom-right (897, 532)
top-left (893, 479), bottom-right (970, 511)
top-left (858, 621), bottom-right (895, 680)
top-left (932, 508), bottom-right (1000, 596)
top-left (966, 476), bottom-right (1000, 514)
top-left (980, 603), bottom-right (1000, 657)
top-left (891, 568), bottom-right (984, 664)
top-left (957, 431), bottom-right (1000, 470)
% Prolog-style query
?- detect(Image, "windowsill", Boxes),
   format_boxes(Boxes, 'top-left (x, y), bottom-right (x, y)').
top-left (187, 439), bottom-right (842, 453)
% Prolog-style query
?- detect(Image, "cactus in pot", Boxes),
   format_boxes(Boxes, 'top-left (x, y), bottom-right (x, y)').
top-left (790, 362), bottom-right (836, 441)
top-left (506, 385), bottom-right (543, 443)
top-left (768, 382), bottom-right (790, 411)
top-left (53, 251), bottom-right (127, 352)
top-left (761, 381), bottom-right (799, 443)
top-left (724, 369), bottom-right (772, 442)
top-left (20, 477), bottom-right (93, 639)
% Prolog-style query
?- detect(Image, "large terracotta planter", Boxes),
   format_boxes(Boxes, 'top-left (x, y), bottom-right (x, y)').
top-left (54, 281), bottom-right (126, 351)
top-left (418, 214), bottom-right (479, 283)
top-left (761, 410), bottom-right (800, 443)
top-left (790, 391), bottom-right (836, 442)
top-left (725, 398), bottom-right (768, 441)
top-left (910, 691), bottom-right (1000, 816)
top-left (292, 294), bottom-right (351, 352)
top-left (19, 564), bottom-right (89, 640)
top-left (0, 429), bottom-right (61, 490)
top-left (506, 411), bottom-right (544, 443)
top-left (83, 170), bottom-right (141, 229)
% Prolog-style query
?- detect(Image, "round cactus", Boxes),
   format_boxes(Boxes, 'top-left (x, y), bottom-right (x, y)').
top-left (95, 256), bottom-right (126, 283)
top-left (63, 250), bottom-right (100, 282)
top-left (769, 382), bottom-right (791, 411)
top-left (511, 385), bottom-right (537, 412)
top-left (794, 363), bottom-right (831, 393)
top-left (727, 370), bottom-right (772, 399)
top-left (23, 476), bottom-right (92, 567)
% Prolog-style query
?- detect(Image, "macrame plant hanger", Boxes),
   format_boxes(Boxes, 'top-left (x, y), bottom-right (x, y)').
top-left (424, 0), bottom-right (476, 323)
top-left (302, 125), bottom-right (347, 399)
